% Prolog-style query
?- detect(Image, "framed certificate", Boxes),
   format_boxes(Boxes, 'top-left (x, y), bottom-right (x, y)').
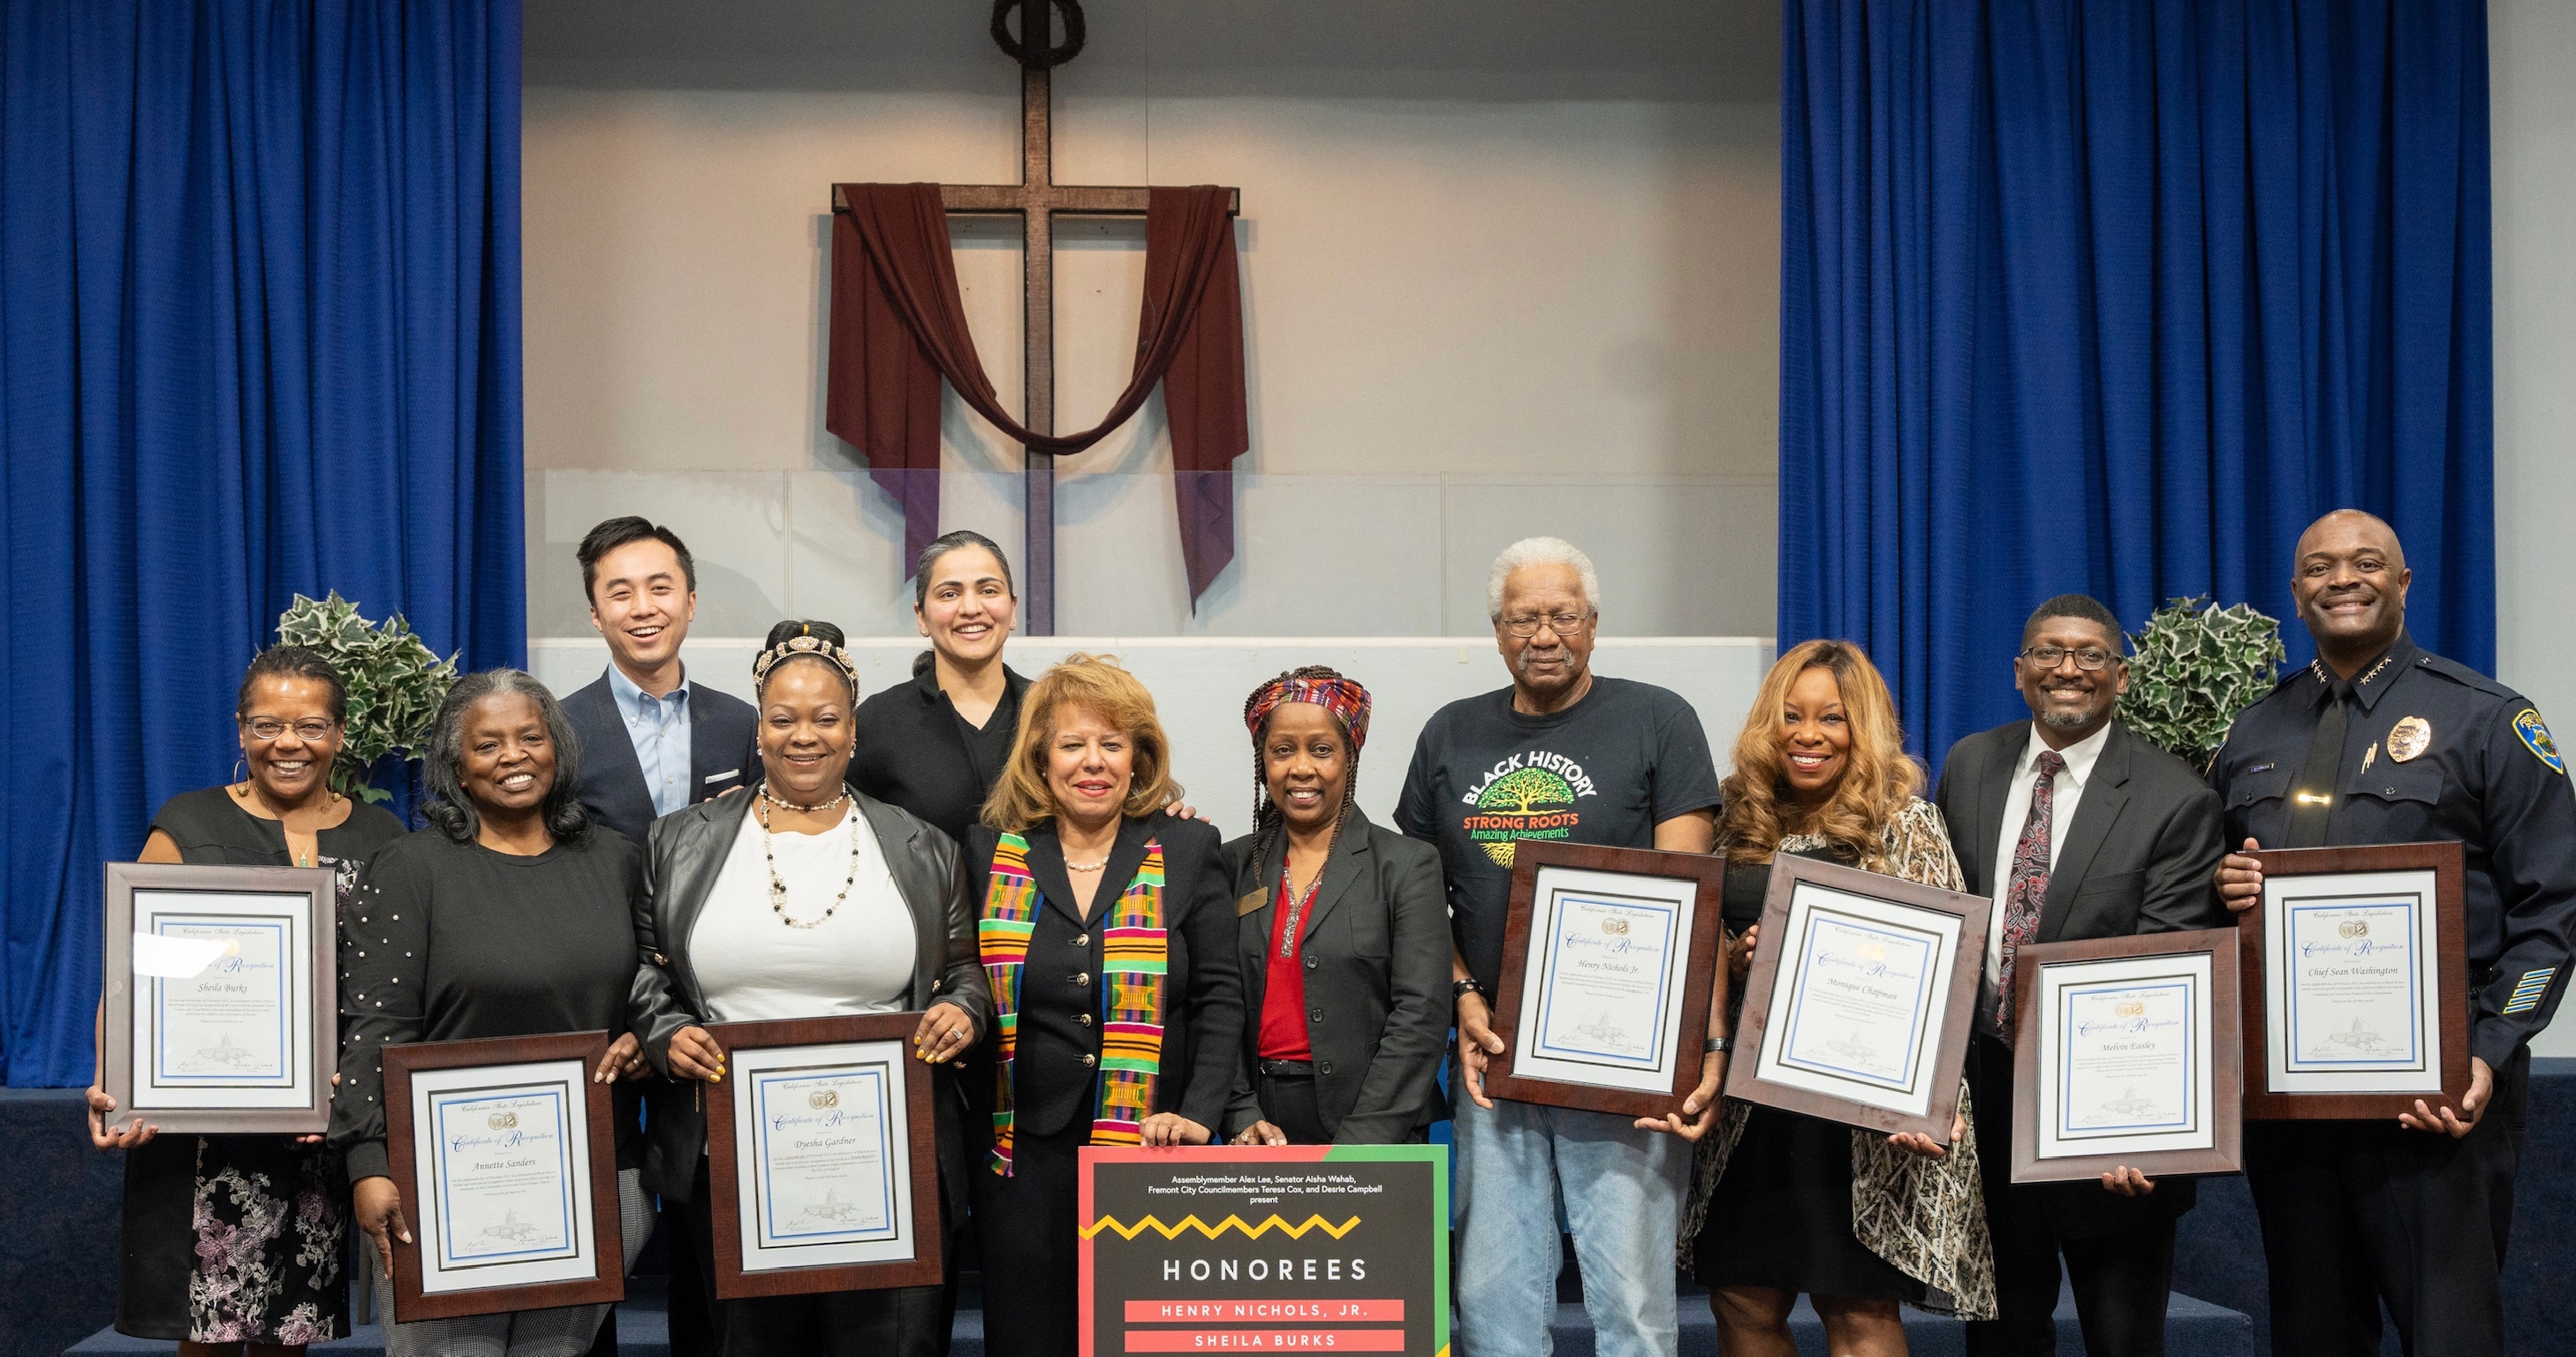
top-left (2242, 842), bottom-right (2469, 1119)
top-left (1724, 855), bottom-right (1988, 1141)
top-left (1485, 842), bottom-right (1726, 1118)
top-left (383, 1032), bottom-right (625, 1321)
top-left (704, 1014), bottom-right (942, 1299)
top-left (2010, 929), bottom-right (2243, 1183)
top-left (100, 861), bottom-right (337, 1133)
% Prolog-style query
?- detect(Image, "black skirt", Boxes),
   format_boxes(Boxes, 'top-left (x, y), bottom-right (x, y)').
top-left (1693, 1104), bottom-right (1924, 1303)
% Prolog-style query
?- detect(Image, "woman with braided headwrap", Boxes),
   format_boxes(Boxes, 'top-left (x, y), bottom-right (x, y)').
top-left (1222, 668), bottom-right (1450, 1146)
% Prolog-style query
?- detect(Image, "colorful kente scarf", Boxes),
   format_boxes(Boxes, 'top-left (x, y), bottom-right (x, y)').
top-left (978, 830), bottom-right (1169, 1175)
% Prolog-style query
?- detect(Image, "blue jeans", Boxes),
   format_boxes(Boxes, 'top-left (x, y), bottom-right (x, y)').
top-left (1452, 1055), bottom-right (1686, 1357)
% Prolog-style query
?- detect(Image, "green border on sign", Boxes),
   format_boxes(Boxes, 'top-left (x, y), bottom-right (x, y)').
top-left (1323, 1143), bottom-right (1451, 1356)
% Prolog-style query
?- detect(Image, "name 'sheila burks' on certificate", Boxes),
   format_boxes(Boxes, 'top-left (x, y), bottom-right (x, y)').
top-left (408, 1058), bottom-right (602, 1296)
top-left (2262, 867), bottom-right (2443, 1095)
top-left (1508, 865), bottom-right (1701, 1095)
top-left (1752, 882), bottom-right (1962, 1121)
top-left (731, 1038), bottom-right (919, 1273)
top-left (129, 889), bottom-right (314, 1111)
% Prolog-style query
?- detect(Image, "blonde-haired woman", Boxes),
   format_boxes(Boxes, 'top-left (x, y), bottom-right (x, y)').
top-left (966, 654), bottom-right (1242, 1357)
top-left (1674, 641), bottom-right (1995, 1354)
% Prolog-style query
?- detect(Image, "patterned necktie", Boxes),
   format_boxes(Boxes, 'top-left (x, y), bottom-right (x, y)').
top-left (1996, 749), bottom-right (2065, 1042)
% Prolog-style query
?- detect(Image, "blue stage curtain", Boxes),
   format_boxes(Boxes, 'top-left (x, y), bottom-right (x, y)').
top-left (0, 1), bottom-right (523, 1086)
top-left (1777, 0), bottom-right (2493, 771)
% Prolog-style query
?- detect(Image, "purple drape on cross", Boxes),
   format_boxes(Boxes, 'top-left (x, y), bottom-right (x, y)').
top-left (825, 182), bottom-right (1249, 604)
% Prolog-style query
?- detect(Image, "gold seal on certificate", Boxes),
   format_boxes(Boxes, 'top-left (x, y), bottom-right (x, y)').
top-left (704, 1014), bottom-right (943, 1300)
top-left (2241, 843), bottom-right (2471, 1120)
top-left (1726, 856), bottom-right (1988, 1141)
top-left (2009, 929), bottom-right (2244, 1184)
top-left (1483, 843), bottom-right (1727, 1119)
top-left (100, 862), bottom-right (338, 1133)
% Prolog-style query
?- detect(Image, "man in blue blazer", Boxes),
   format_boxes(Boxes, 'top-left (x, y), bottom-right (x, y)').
top-left (560, 517), bottom-right (759, 848)
top-left (1934, 594), bottom-right (2228, 1357)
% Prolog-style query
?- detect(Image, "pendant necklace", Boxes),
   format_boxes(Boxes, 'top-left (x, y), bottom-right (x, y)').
top-left (761, 789), bottom-right (860, 929)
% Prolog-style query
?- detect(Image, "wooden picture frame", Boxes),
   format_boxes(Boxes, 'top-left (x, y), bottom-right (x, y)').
top-left (2010, 929), bottom-right (2244, 1183)
top-left (2241, 842), bottom-right (2469, 1120)
top-left (704, 1013), bottom-right (943, 1299)
top-left (101, 861), bottom-right (338, 1134)
top-left (1485, 842), bottom-right (1727, 1119)
top-left (1724, 854), bottom-right (1989, 1141)
top-left (384, 1031), bottom-right (625, 1321)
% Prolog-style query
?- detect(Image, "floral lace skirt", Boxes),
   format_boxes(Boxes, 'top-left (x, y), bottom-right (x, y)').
top-left (117, 1133), bottom-right (348, 1344)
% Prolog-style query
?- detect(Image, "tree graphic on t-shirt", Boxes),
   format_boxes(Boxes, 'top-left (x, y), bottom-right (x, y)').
top-left (1471, 766), bottom-right (1578, 867)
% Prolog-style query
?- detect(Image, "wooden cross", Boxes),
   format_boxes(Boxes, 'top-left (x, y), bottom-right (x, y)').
top-left (831, 1), bottom-right (1239, 636)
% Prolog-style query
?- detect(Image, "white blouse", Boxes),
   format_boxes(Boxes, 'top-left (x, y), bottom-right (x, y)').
top-left (687, 803), bottom-right (919, 1022)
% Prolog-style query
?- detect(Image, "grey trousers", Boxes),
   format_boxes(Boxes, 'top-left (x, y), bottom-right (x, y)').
top-left (374, 1168), bottom-right (652, 1357)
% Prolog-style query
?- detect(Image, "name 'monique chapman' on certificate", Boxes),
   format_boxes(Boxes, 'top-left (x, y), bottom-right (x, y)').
top-left (2262, 867), bottom-right (2443, 1096)
top-left (730, 1038), bottom-right (919, 1274)
top-left (127, 888), bottom-right (314, 1111)
top-left (406, 1057), bottom-right (602, 1297)
top-left (1505, 865), bottom-right (1702, 1096)
top-left (1750, 879), bottom-right (1965, 1121)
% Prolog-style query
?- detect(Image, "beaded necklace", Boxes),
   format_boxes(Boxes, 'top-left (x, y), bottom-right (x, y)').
top-left (759, 788), bottom-right (860, 929)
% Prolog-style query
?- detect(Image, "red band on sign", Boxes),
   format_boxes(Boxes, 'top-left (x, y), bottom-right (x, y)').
top-left (1123, 1330), bottom-right (1406, 1352)
top-left (1124, 1300), bottom-right (1405, 1323)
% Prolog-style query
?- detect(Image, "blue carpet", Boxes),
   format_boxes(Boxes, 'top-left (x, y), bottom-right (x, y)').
top-left (0, 1090), bottom-right (125, 1357)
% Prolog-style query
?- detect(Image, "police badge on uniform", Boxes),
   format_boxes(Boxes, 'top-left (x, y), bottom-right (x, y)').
top-left (2515, 709), bottom-right (2565, 775)
top-left (2387, 716), bottom-right (2432, 763)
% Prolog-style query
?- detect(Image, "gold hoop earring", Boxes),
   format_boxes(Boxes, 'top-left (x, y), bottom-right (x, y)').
top-left (232, 757), bottom-right (247, 786)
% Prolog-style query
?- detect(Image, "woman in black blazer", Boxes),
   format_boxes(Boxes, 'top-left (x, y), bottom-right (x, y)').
top-left (1223, 668), bottom-right (1450, 1146)
top-left (965, 654), bottom-right (1242, 1357)
top-left (627, 621), bottom-right (993, 1357)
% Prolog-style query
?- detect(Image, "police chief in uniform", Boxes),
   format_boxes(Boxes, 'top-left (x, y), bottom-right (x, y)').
top-left (2209, 510), bottom-right (2576, 1357)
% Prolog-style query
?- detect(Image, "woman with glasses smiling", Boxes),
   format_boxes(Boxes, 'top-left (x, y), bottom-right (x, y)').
top-left (88, 645), bottom-right (405, 1353)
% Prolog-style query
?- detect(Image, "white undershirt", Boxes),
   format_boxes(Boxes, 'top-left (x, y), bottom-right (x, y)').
top-left (688, 804), bottom-right (918, 1022)
top-left (1981, 722), bottom-right (2112, 1020)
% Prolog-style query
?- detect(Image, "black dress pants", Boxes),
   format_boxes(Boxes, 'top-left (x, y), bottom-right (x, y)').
top-left (1257, 1065), bottom-right (1334, 1145)
top-left (2244, 1047), bottom-right (2527, 1357)
top-left (686, 1158), bottom-right (949, 1357)
top-left (971, 1116), bottom-right (1088, 1357)
top-left (1965, 1036), bottom-right (2177, 1357)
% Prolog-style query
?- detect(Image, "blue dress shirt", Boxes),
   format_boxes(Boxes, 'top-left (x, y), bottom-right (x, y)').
top-left (607, 664), bottom-right (693, 819)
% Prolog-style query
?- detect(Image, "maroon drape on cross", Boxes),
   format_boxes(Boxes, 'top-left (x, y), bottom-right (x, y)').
top-left (825, 182), bottom-right (1249, 603)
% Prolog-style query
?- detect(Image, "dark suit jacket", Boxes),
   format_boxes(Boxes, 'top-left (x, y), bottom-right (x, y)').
top-left (626, 784), bottom-right (993, 1222)
top-left (1221, 810), bottom-right (1451, 1143)
top-left (963, 815), bottom-right (1243, 1141)
top-left (562, 669), bottom-right (759, 847)
top-left (1933, 718), bottom-right (2228, 1233)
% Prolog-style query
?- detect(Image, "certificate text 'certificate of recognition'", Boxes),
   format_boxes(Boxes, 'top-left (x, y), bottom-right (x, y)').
top-left (408, 1058), bottom-right (602, 1296)
top-left (1506, 866), bottom-right (1701, 1096)
top-left (732, 1039), bottom-right (918, 1273)
top-left (2262, 868), bottom-right (2442, 1095)
top-left (1752, 883), bottom-right (1961, 1119)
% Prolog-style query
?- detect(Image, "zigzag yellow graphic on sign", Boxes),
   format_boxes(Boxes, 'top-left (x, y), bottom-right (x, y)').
top-left (1078, 1212), bottom-right (1361, 1241)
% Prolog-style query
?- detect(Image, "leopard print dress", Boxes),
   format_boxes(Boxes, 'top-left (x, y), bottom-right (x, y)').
top-left (1677, 797), bottom-right (1998, 1320)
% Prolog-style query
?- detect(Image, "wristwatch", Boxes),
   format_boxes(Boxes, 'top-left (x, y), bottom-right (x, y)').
top-left (1703, 1035), bottom-right (1732, 1054)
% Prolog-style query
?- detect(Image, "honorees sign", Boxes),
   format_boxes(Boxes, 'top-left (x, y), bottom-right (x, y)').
top-left (384, 1032), bottom-right (624, 1320)
top-left (1487, 843), bottom-right (1726, 1118)
top-left (2011, 930), bottom-right (2243, 1183)
top-left (1079, 1145), bottom-right (1447, 1356)
top-left (2244, 843), bottom-right (2469, 1120)
top-left (1728, 855), bottom-right (1988, 1140)
top-left (101, 862), bottom-right (337, 1133)
top-left (704, 1014), bottom-right (941, 1299)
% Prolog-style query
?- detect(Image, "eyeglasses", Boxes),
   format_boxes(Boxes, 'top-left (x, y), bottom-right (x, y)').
top-left (1501, 611), bottom-right (1595, 639)
top-left (243, 718), bottom-right (339, 742)
top-left (2019, 645), bottom-right (2120, 671)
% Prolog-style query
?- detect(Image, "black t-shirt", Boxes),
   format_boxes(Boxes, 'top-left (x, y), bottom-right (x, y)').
top-left (329, 828), bottom-right (645, 1180)
top-left (1395, 676), bottom-right (1723, 993)
top-left (852, 663), bottom-right (1030, 848)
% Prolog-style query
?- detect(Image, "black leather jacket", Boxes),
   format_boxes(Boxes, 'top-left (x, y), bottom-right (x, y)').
top-left (627, 783), bottom-right (994, 1221)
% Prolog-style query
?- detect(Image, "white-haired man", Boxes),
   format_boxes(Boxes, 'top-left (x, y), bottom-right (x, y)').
top-left (1396, 537), bottom-right (1720, 1357)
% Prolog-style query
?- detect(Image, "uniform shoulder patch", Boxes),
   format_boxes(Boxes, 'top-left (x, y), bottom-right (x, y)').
top-left (2514, 709), bottom-right (2565, 775)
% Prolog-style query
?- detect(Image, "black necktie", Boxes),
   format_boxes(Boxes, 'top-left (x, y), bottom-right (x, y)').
top-left (2285, 678), bottom-right (2352, 849)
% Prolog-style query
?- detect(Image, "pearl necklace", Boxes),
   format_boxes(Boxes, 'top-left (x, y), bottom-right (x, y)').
top-left (759, 789), bottom-right (860, 929)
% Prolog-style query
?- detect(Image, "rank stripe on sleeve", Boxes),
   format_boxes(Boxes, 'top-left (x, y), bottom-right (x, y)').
top-left (2505, 967), bottom-right (2557, 1016)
